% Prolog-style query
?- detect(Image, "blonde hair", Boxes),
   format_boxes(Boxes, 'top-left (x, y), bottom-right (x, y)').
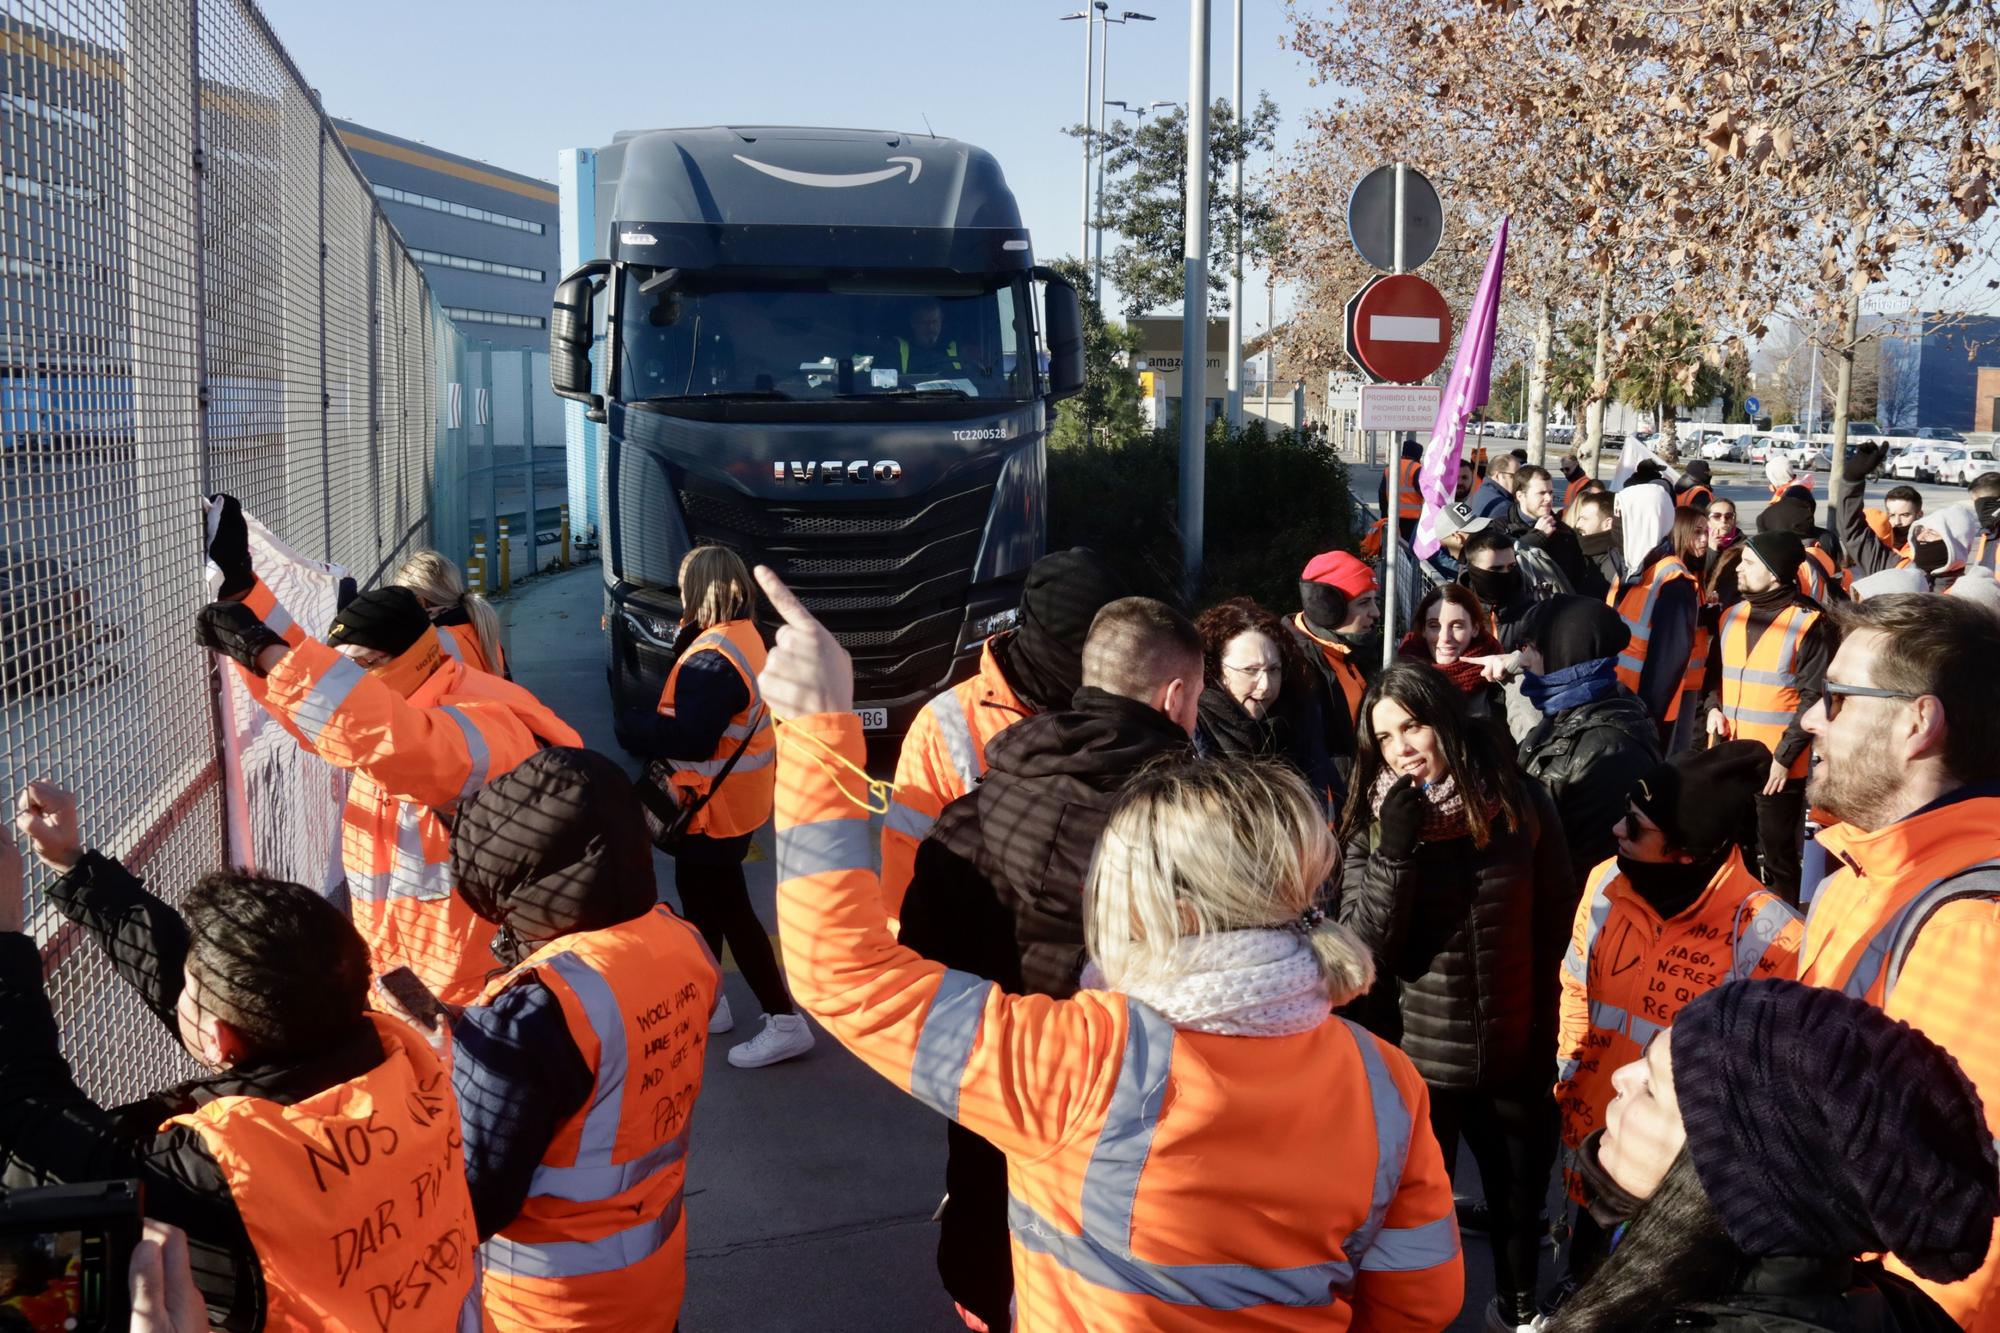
top-left (1086, 759), bottom-right (1374, 1005)
top-left (678, 545), bottom-right (755, 628)
top-left (393, 549), bottom-right (504, 673)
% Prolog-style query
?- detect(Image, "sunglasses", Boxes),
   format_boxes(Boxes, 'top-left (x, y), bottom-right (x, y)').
top-left (1822, 681), bottom-right (1923, 722)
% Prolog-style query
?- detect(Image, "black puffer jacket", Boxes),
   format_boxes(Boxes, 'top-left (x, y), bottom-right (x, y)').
top-left (1646, 1257), bottom-right (1962, 1331)
top-left (901, 687), bottom-right (1193, 999)
top-left (1336, 779), bottom-right (1573, 1091)
top-left (1518, 690), bottom-right (1661, 893)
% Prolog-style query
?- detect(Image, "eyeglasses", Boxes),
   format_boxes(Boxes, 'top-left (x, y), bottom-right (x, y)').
top-left (1222, 661), bottom-right (1281, 681)
top-left (1822, 681), bottom-right (1924, 721)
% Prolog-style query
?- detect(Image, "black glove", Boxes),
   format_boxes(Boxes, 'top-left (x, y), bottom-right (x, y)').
top-left (335, 576), bottom-right (358, 612)
top-left (206, 494), bottom-right (255, 599)
top-left (1376, 774), bottom-right (1425, 861)
top-left (196, 601), bottom-right (285, 676)
top-left (1841, 442), bottom-right (1884, 484)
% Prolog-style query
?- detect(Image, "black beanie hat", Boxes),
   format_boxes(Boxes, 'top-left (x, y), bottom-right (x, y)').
top-left (1672, 978), bottom-right (2000, 1280)
top-left (1757, 488), bottom-right (1817, 536)
top-left (1003, 547), bottom-right (1129, 711)
top-left (1684, 459), bottom-right (1713, 485)
top-left (1629, 739), bottom-right (1770, 858)
top-left (327, 586), bottom-right (432, 656)
top-left (1521, 595), bottom-right (1630, 674)
top-left (451, 747), bottom-right (656, 940)
top-left (1744, 530), bottom-right (1807, 586)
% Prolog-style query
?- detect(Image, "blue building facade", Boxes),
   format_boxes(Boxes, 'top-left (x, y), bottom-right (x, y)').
top-left (1878, 313), bottom-right (2000, 435)
top-left (334, 120), bottom-right (558, 352)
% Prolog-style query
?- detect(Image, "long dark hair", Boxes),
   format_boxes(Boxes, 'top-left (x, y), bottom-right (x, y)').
top-left (1409, 582), bottom-right (1496, 654)
top-left (1337, 661), bottom-right (1528, 849)
top-left (1547, 1151), bottom-right (1746, 1333)
top-left (1672, 507), bottom-right (1708, 570)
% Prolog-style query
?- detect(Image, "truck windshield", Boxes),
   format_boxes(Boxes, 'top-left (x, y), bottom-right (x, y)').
top-left (617, 271), bottom-right (1034, 404)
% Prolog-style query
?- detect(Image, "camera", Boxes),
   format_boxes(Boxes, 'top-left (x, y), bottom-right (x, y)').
top-left (0, 1180), bottom-right (141, 1332)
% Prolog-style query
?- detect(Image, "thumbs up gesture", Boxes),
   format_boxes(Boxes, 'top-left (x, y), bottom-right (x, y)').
top-left (755, 566), bottom-right (853, 718)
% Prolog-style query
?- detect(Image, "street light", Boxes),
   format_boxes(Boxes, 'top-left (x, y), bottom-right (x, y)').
top-left (1106, 98), bottom-right (1176, 128)
top-left (1058, 9), bottom-right (1096, 266)
top-left (1180, 0), bottom-right (1211, 600)
top-left (1094, 9), bottom-right (1156, 297)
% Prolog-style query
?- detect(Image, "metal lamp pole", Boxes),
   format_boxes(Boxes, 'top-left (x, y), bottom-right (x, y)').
top-left (1060, 8), bottom-right (1097, 264)
top-left (1179, 0), bottom-right (1212, 601)
top-left (1093, 9), bottom-right (1156, 298)
top-left (1225, 0), bottom-right (1245, 430)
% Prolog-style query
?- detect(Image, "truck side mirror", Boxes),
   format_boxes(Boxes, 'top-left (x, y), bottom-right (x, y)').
top-left (550, 260), bottom-right (611, 423)
top-left (1038, 273), bottom-right (1086, 402)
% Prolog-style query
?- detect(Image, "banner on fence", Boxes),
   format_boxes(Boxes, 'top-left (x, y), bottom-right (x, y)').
top-left (205, 499), bottom-right (350, 898)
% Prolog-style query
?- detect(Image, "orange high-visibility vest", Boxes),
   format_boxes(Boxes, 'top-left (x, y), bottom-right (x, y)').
top-left (1680, 620), bottom-right (1709, 712)
top-left (1717, 601), bottom-right (1822, 779)
top-left (251, 635), bottom-right (582, 1005)
top-left (1606, 556), bottom-right (1697, 722)
top-left (776, 713), bottom-right (1465, 1331)
top-left (1801, 798), bottom-right (2000, 1330)
top-left (657, 619), bottom-right (775, 840)
top-left (164, 1015), bottom-right (481, 1332)
top-left (436, 622), bottom-right (504, 677)
top-left (1564, 474), bottom-right (1590, 508)
top-left (1676, 485), bottom-right (1713, 511)
top-left (878, 638), bottom-right (1032, 916)
top-left (1359, 518), bottom-right (1388, 562)
top-left (1555, 855), bottom-right (1799, 1197)
top-left (1471, 442), bottom-right (1490, 473)
top-left (477, 906), bottom-right (721, 1333)
top-left (1394, 458), bottom-right (1423, 520)
top-left (1293, 613), bottom-right (1368, 723)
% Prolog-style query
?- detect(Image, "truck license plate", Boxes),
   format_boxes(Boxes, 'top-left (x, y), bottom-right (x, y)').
top-left (856, 708), bottom-right (888, 731)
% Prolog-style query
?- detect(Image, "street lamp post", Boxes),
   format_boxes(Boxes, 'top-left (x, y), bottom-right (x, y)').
top-left (1179, 0), bottom-right (1211, 600)
top-left (1060, 8), bottom-right (1097, 266)
top-left (1093, 8), bottom-right (1155, 297)
top-left (1226, 0), bottom-right (1244, 430)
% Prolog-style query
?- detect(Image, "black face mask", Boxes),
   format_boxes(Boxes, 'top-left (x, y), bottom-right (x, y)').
top-left (1977, 497), bottom-right (2000, 533)
top-left (1616, 842), bottom-right (1730, 920)
top-left (1912, 537), bottom-right (1951, 574)
top-left (1889, 522), bottom-right (1912, 550)
top-left (1464, 564), bottom-right (1524, 606)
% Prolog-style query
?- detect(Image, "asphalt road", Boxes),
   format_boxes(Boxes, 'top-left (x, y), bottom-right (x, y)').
top-left (500, 563), bottom-right (1519, 1332)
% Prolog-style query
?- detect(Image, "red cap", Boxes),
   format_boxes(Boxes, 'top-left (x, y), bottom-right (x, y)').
top-left (1299, 550), bottom-right (1376, 600)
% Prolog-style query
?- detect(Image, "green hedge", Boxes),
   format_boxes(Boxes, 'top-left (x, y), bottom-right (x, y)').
top-left (1048, 419), bottom-right (1358, 613)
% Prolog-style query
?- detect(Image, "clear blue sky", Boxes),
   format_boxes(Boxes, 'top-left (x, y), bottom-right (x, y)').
top-left (262, 0), bottom-right (1326, 328)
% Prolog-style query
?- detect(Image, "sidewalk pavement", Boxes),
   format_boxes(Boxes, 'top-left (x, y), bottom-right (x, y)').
top-left (497, 561), bottom-right (1504, 1331)
top-left (501, 563), bottom-right (957, 1330)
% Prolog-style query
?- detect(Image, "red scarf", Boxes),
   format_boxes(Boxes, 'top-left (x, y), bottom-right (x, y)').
top-left (1397, 628), bottom-right (1502, 696)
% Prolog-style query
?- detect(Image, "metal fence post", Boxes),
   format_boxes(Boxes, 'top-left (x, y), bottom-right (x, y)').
top-left (481, 342), bottom-right (497, 588)
top-left (521, 351), bottom-right (538, 576)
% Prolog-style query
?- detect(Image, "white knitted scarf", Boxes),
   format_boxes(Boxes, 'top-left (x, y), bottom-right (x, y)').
top-left (1080, 929), bottom-right (1332, 1037)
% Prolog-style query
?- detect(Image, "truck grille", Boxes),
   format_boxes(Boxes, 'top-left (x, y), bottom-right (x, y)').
top-left (677, 470), bottom-right (996, 701)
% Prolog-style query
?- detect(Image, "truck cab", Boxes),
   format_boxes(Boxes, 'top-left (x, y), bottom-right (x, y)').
top-left (549, 127), bottom-right (1082, 746)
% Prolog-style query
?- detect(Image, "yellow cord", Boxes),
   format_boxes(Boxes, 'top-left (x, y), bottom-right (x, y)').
top-left (769, 714), bottom-right (893, 816)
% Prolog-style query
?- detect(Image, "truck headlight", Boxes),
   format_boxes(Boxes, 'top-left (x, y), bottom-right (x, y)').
top-left (619, 607), bottom-right (682, 649)
top-left (959, 606), bottom-right (1019, 649)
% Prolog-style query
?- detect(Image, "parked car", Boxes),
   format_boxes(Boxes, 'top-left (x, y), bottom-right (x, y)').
top-left (1912, 426), bottom-right (1965, 444)
top-left (1745, 436), bottom-right (1774, 464)
top-left (1893, 445), bottom-right (1964, 483)
top-left (1942, 446), bottom-right (2000, 486)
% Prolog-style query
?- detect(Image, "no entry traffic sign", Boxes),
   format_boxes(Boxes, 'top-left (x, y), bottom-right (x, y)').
top-left (1347, 274), bottom-right (1453, 384)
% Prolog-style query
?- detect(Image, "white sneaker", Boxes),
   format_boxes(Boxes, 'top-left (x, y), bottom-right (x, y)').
top-left (727, 1012), bottom-right (815, 1068)
top-left (709, 995), bottom-right (734, 1035)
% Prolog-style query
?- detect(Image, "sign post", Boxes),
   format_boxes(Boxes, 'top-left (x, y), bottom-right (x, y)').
top-left (1346, 162), bottom-right (1446, 667)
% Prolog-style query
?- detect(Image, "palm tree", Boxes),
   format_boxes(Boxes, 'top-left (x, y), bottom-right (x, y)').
top-left (1614, 308), bottom-right (1726, 459)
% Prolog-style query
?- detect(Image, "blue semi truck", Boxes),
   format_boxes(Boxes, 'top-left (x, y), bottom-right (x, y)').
top-left (550, 126), bottom-right (1082, 747)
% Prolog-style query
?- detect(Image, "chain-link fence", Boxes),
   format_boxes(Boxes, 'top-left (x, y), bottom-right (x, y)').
top-left (2, 0), bottom-right (444, 1101)
top-left (437, 340), bottom-right (570, 585)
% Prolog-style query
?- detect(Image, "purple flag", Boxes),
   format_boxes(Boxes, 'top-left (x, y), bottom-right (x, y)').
top-left (1413, 218), bottom-right (1510, 558)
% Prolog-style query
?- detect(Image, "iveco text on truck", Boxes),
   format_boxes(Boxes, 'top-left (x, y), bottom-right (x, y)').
top-left (549, 126), bottom-right (1083, 746)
